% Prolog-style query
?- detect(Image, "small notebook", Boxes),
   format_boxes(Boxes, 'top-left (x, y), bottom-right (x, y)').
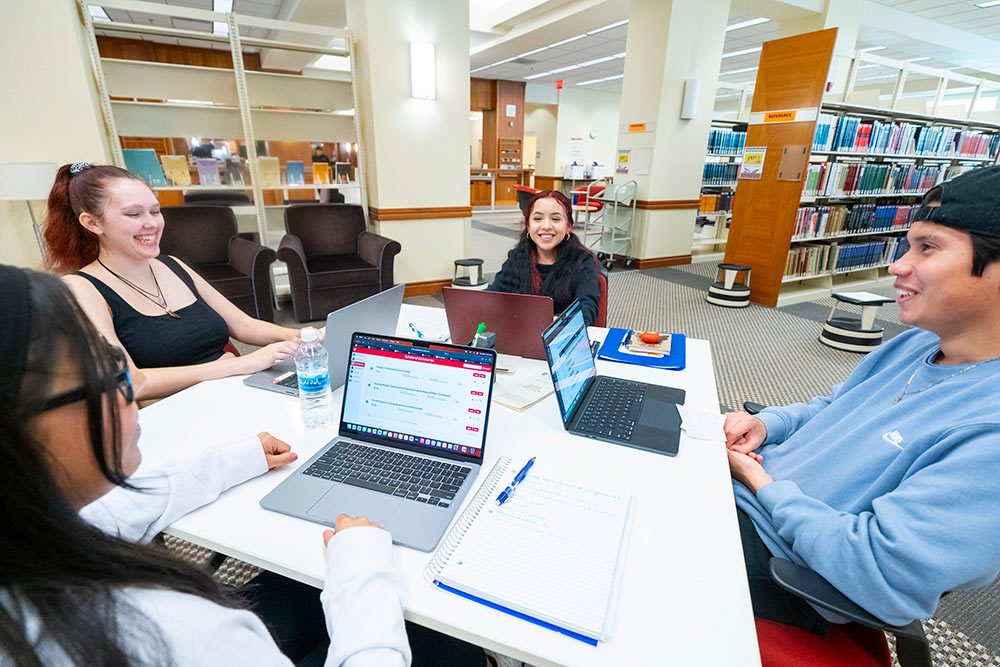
top-left (424, 457), bottom-right (633, 645)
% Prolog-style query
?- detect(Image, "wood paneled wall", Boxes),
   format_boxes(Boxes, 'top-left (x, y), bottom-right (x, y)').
top-left (475, 79), bottom-right (525, 168)
top-left (97, 35), bottom-right (265, 71)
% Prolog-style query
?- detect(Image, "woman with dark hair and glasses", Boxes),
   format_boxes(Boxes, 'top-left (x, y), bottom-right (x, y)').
top-left (488, 190), bottom-right (601, 325)
top-left (0, 265), bottom-right (410, 665)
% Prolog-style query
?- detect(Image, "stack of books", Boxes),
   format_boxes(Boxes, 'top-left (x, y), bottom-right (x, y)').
top-left (803, 161), bottom-right (950, 197)
top-left (792, 203), bottom-right (918, 239)
top-left (812, 116), bottom-right (1000, 159)
top-left (707, 128), bottom-right (746, 156)
top-left (702, 162), bottom-right (739, 185)
top-left (699, 192), bottom-right (734, 215)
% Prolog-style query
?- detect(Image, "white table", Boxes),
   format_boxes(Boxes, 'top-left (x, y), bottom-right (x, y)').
top-left (136, 305), bottom-right (760, 666)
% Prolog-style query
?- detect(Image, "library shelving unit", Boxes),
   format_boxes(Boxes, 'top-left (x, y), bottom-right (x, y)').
top-left (694, 120), bottom-right (746, 263)
top-left (79, 0), bottom-right (364, 257)
top-left (723, 28), bottom-right (1000, 306)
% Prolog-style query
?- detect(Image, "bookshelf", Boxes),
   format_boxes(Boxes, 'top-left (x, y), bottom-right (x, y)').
top-left (723, 29), bottom-right (1000, 306)
top-left (693, 120), bottom-right (745, 262)
top-left (80, 0), bottom-right (363, 259)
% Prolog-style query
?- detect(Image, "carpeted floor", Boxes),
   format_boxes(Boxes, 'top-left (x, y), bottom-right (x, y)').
top-left (182, 252), bottom-right (1000, 666)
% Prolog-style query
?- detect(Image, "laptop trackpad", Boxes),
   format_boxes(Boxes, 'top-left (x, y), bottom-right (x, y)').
top-left (306, 485), bottom-right (403, 526)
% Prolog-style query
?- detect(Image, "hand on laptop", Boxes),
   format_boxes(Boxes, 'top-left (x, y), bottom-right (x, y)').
top-left (259, 431), bottom-right (298, 469)
top-left (240, 340), bottom-right (300, 374)
top-left (323, 514), bottom-right (382, 546)
top-left (723, 411), bottom-right (767, 458)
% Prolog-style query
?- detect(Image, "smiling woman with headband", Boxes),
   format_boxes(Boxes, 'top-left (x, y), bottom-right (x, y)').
top-left (44, 162), bottom-right (302, 401)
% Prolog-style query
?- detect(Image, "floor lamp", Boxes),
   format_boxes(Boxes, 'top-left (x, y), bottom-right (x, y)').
top-left (0, 162), bottom-right (59, 262)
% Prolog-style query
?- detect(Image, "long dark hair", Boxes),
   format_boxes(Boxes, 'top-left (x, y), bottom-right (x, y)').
top-left (43, 163), bottom-right (147, 275)
top-left (512, 190), bottom-right (598, 298)
top-left (0, 270), bottom-right (240, 666)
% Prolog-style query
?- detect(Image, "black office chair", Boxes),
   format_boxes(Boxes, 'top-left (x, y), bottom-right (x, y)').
top-left (741, 400), bottom-right (932, 667)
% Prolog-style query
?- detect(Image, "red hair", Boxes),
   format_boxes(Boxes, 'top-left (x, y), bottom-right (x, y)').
top-left (521, 190), bottom-right (585, 294)
top-left (43, 164), bottom-right (146, 274)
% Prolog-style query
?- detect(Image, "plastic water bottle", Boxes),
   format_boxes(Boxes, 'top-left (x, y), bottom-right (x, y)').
top-left (294, 327), bottom-right (333, 428)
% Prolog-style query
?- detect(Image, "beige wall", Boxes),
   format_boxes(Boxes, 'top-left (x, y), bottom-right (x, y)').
top-left (524, 102), bottom-right (557, 177)
top-left (553, 88), bottom-right (621, 174)
top-left (0, 0), bottom-right (111, 269)
top-left (348, 0), bottom-right (470, 209)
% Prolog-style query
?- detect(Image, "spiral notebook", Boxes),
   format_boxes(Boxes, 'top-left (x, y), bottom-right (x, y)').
top-left (423, 457), bottom-right (633, 645)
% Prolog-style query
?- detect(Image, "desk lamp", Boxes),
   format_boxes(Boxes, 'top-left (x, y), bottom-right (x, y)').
top-left (0, 162), bottom-right (59, 261)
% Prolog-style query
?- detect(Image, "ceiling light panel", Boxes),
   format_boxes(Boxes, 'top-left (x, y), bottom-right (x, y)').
top-left (725, 17), bottom-right (770, 32)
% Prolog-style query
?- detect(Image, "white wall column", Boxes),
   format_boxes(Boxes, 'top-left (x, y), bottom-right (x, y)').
top-left (346, 0), bottom-right (471, 290)
top-left (0, 0), bottom-right (111, 268)
top-left (615, 0), bottom-right (731, 267)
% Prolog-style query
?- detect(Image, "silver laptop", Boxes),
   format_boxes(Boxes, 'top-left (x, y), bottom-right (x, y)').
top-left (243, 285), bottom-right (405, 395)
top-left (260, 331), bottom-right (498, 551)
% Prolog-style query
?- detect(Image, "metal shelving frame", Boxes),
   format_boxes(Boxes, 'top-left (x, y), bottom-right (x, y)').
top-left (78, 0), bottom-right (366, 248)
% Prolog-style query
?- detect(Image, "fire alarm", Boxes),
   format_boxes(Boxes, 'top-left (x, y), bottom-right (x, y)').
top-left (556, 80), bottom-right (564, 89)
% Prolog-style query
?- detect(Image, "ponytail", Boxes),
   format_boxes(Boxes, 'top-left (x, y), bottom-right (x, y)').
top-left (43, 164), bottom-right (145, 275)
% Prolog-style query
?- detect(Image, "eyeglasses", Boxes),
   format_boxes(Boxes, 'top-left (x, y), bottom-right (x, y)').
top-left (40, 345), bottom-right (134, 413)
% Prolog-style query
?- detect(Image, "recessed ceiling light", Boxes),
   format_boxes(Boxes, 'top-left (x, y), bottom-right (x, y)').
top-left (577, 74), bottom-right (624, 86)
top-left (549, 34), bottom-right (587, 48)
top-left (89, 6), bottom-right (110, 21)
top-left (720, 66), bottom-right (759, 76)
top-left (906, 57), bottom-right (930, 63)
top-left (858, 46), bottom-right (887, 53)
top-left (975, 1), bottom-right (1000, 8)
top-left (722, 46), bottom-right (762, 58)
top-left (725, 17), bottom-right (770, 32)
top-left (587, 20), bottom-right (629, 35)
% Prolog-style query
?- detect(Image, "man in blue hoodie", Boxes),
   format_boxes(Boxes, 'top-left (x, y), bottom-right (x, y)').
top-left (724, 165), bottom-right (1000, 632)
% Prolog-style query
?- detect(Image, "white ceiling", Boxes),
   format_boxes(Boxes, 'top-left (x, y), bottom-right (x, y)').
top-left (91, 0), bottom-right (1000, 96)
top-left (96, 0), bottom-right (285, 51)
top-left (470, 0), bottom-right (1000, 95)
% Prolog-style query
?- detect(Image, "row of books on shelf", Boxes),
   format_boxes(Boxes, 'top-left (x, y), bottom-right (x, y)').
top-left (802, 161), bottom-right (974, 197)
top-left (703, 162), bottom-right (739, 185)
top-left (812, 113), bottom-right (1000, 159)
top-left (785, 237), bottom-right (907, 278)
top-left (792, 203), bottom-right (918, 240)
top-left (707, 128), bottom-right (746, 155)
top-left (699, 192), bottom-right (734, 215)
top-left (121, 148), bottom-right (351, 188)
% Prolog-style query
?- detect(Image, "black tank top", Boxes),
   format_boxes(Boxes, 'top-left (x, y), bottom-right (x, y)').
top-left (75, 255), bottom-right (231, 369)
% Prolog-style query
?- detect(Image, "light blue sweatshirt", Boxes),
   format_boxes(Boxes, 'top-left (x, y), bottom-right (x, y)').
top-left (734, 328), bottom-right (1000, 626)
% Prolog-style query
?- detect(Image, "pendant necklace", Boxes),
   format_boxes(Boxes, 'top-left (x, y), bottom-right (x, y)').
top-left (893, 362), bottom-right (977, 405)
top-left (97, 258), bottom-right (181, 318)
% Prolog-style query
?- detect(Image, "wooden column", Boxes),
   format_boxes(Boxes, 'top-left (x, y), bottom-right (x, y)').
top-left (723, 28), bottom-right (837, 307)
top-left (474, 78), bottom-right (524, 206)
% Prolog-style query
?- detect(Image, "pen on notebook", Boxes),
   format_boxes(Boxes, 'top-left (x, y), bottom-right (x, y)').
top-left (408, 322), bottom-right (425, 338)
top-left (496, 457), bottom-right (536, 506)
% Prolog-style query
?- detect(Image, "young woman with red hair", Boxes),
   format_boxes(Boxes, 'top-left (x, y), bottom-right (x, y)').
top-left (488, 190), bottom-right (602, 325)
top-left (45, 163), bottom-right (301, 401)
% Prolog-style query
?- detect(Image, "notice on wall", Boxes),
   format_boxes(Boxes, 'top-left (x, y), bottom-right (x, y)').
top-left (738, 146), bottom-right (767, 180)
top-left (632, 148), bottom-right (652, 175)
top-left (505, 104), bottom-right (517, 118)
top-left (570, 137), bottom-right (584, 160)
top-left (616, 150), bottom-right (631, 174)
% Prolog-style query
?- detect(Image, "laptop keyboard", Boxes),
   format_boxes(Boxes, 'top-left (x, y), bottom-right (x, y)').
top-left (576, 377), bottom-right (646, 440)
top-left (302, 442), bottom-right (470, 508)
top-left (274, 374), bottom-right (298, 389)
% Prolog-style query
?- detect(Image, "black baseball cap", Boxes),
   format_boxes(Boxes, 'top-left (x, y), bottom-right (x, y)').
top-left (915, 165), bottom-right (1000, 238)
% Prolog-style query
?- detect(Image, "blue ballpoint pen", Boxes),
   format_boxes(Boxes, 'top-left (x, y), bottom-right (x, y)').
top-left (496, 457), bottom-right (536, 505)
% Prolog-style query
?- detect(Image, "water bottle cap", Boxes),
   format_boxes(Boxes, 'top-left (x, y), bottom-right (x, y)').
top-left (300, 327), bottom-right (318, 342)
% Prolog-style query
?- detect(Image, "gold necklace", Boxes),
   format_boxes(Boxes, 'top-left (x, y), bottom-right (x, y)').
top-left (893, 362), bottom-right (978, 405)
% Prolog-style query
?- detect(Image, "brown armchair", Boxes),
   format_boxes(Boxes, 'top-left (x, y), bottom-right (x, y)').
top-left (159, 205), bottom-right (277, 322)
top-left (278, 204), bottom-right (401, 322)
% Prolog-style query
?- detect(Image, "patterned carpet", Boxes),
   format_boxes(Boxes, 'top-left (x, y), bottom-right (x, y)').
top-left (176, 257), bottom-right (1000, 666)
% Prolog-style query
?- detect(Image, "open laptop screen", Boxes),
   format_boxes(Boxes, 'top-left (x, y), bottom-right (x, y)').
top-left (541, 301), bottom-right (597, 423)
top-left (340, 333), bottom-right (495, 459)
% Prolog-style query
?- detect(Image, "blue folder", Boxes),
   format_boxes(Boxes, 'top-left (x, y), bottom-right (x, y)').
top-left (597, 328), bottom-right (686, 370)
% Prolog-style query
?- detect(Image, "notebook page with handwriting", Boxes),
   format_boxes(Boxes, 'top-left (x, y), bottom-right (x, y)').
top-left (427, 472), bottom-right (632, 642)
